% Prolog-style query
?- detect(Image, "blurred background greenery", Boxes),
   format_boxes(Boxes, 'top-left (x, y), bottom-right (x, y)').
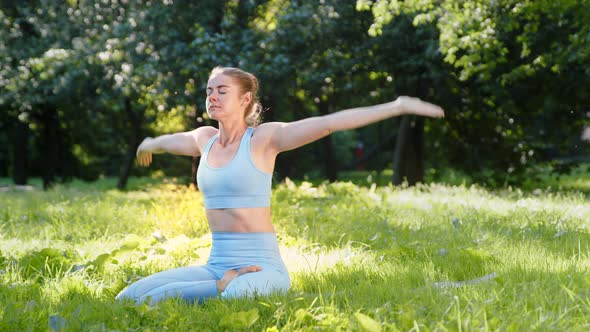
top-left (1, 0), bottom-right (588, 190)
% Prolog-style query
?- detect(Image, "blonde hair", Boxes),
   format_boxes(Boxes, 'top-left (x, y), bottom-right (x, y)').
top-left (209, 66), bottom-right (263, 127)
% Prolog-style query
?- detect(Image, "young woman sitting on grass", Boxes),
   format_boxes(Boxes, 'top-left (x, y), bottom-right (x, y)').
top-left (115, 66), bottom-right (444, 304)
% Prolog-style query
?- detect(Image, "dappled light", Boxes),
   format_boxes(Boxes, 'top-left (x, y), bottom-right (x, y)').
top-left (2, 178), bottom-right (590, 329)
top-left (1, 0), bottom-right (589, 330)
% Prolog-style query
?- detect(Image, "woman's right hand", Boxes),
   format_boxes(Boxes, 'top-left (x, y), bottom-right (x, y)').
top-left (136, 137), bottom-right (154, 167)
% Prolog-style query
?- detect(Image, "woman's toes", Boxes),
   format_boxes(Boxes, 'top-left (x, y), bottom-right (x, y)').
top-left (238, 265), bottom-right (262, 275)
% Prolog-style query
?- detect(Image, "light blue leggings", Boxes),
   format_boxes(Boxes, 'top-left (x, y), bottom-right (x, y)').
top-left (115, 232), bottom-right (290, 305)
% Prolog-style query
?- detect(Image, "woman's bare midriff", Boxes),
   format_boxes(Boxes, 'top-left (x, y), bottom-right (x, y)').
top-left (206, 207), bottom-right (275, 232)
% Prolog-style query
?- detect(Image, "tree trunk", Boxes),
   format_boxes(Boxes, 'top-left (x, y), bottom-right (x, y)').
top-left (38, 105), bottom-right (60, 190)
top-left (392, 115), bottom-right (424, 185)
top-left (192, 156), bottom-right (200, 189)
top-left (12, 119), bottom-right (29, 185)
top-left (262, 92), bottom-right (277, 123)
top-left (117, 98), bottom-right (142, 190)
top-left (191, 97), bottom-right (208, 189)
top-left (318, 99), bottom-right (337, 182)
top-left (191, 121), bottom-right (205, 190)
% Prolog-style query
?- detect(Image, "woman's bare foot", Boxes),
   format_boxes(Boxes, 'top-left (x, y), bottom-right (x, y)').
top-left (216, 265), bottom-right (262, 293)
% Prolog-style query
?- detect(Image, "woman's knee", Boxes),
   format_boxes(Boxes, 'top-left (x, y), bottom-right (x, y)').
top-left (115, 278), bottom-right (160, 304)
top-left (115, 285), bottom-right (141, 303)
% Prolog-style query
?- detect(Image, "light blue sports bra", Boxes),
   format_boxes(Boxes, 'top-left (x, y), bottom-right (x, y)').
top-left (196, 127), bottom-right (272, 209)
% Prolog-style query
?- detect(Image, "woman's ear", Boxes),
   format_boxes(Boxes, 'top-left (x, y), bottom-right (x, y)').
top-left (241, 91), bottom-right (252, 106)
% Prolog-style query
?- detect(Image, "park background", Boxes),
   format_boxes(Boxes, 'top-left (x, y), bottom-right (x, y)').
top-left (2, 1), bottom-right (590, 331)
top-left (1, 0), bottom-right (589, 189)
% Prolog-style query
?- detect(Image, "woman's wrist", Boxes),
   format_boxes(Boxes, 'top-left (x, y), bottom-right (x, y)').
top-left (139, 137), bottom-right (165, 154)
top-left (390, 98), bottom-right (407, 116)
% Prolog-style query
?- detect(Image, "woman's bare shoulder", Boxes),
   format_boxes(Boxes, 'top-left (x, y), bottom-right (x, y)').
top-left (185, 126), bottom-right (218, 153)
top-left (253, 122), bottom-right (284, 136)
top-left (251, 122), bottom-right (288, 154)
top-left (187, 126), bottom-right (217, 139)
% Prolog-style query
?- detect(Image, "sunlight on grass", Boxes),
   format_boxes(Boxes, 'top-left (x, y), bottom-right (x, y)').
top-left (282, 241), bottom-right (375, 274)
top-left (1, 176), bottom-right (590, 330)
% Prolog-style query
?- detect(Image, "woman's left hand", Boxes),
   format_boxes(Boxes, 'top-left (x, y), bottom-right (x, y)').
top-left (395, 96), bottom-right (445, 118)
top-left (136, 137), bottom-right (155, 167)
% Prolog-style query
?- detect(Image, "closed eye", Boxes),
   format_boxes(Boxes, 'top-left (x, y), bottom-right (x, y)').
top-left (206, 87), bottom-right (229, 95)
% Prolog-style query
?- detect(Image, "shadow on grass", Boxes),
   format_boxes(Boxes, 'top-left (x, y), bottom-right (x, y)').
top-left (3, 248), bottom-right (589, 330)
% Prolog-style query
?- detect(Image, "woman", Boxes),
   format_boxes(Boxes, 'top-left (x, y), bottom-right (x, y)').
top-left (116, 66), bottom-right (444, 304)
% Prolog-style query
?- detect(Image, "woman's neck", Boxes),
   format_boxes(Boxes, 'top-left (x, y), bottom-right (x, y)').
top-left (217, 121), bottom-right (248, 147)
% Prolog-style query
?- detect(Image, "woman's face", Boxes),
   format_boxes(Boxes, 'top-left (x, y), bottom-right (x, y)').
top-left (206, 73), bottom-right (250, 122)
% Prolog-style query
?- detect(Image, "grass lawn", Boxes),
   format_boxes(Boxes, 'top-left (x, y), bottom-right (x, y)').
top-left (1, 172), bottom-right (589, 331)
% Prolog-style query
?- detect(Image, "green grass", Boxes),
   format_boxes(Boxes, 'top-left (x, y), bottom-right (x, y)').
top-left (1, 174), bottom-right (590, 331)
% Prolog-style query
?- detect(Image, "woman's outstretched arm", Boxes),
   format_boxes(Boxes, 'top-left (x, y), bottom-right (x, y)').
top-left (263, 96), bottom-right (444, 154)
top-left (136, 126), bottom-right (217, 167)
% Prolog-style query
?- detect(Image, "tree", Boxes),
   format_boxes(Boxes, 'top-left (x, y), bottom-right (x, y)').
top-left (0, 1), bottom-right (225, 189)
top-left (243, 1), bottom-right (386, 181)
top-left (0, 2), bottom-right (89, 188)
top-left (358, 0), bottom-right (590, 182)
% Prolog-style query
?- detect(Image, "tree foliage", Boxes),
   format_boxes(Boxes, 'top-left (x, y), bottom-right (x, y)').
top-left (358, 0), bottom-right (590, 180)
top-left (1, 0), bottom-right (587, 188)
